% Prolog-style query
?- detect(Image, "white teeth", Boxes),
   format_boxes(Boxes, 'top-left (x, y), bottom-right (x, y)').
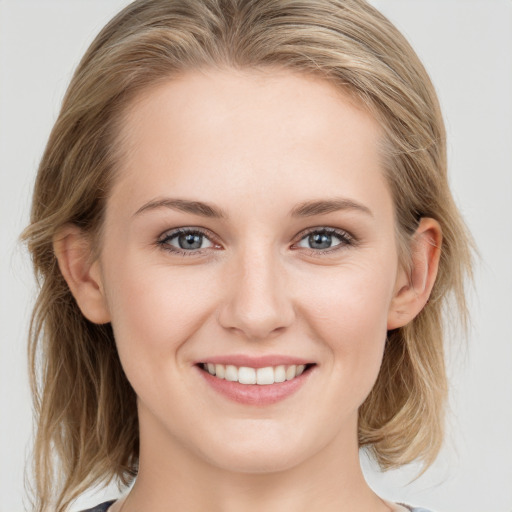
top-left (202, 363), bottom-right (310, 385)
top-left (285, 365), bottom-right (296, 381)
top-left (274, 365), bottom-right (286, 383)
top-left (215, 363), bottom-right (225, 379)
top-left (225, 365), bottom-right (238, 382)
top-left (256, 366), bottom-right (274, 385)
top-left (238, 367), bottom-right (257, 384)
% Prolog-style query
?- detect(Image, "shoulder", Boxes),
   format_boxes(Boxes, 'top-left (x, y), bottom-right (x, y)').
top-left (79, 501), bottom-right (116, 512)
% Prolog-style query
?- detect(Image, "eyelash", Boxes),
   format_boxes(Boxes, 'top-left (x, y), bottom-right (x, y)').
top-left (294, 227), bottom-right (355, 256)
top-left (156, 226), bottom-right (356, 257)
top-left (156, 227), bottom-right (219, 257)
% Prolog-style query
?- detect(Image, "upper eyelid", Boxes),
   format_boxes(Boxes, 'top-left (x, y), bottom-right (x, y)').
top-left (156, 228), bottom-right (220, 255)
top-left (158, 226), bottom-right (217, 242)
top-left (293, 226), bottom-right (354, 243)
top-left (296, 226), bottom-right (352, 236)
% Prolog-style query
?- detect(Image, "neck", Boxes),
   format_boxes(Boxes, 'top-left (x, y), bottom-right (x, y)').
top-left (119, 410), bottom-right (390, 512)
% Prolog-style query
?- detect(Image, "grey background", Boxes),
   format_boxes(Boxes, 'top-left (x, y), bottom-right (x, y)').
top-left (1, 1), bottom-right (511, 511)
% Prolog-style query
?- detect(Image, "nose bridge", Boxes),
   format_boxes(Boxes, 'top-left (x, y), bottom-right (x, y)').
top-left (218, 240), bottom-right (295, 340)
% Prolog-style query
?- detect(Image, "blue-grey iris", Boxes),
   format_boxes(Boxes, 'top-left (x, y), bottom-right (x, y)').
top-left (178, 233), bottom-right (203, 250)
top-left (309, 232), bottom-right (332, 250)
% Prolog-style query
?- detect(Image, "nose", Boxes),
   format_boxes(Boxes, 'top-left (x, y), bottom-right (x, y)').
top-left (217, 245), bottom-right (295, 341)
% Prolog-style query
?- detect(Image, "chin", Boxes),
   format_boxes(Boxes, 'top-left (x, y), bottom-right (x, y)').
top-left (191, 424), bottom-right (322, 475)
top-left (203, 446), bottom-right (307, 475)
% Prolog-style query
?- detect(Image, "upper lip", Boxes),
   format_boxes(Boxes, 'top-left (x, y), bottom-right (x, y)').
top-left (195, 354), bottom-right (314, 368)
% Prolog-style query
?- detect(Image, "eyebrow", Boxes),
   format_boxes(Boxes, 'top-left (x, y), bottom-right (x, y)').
top-left (133, 196), bottom-right (372, 219)
top-left (290, 198), bottom-right (373, 218)
top-left (134, 198), bottom-right (227, 218)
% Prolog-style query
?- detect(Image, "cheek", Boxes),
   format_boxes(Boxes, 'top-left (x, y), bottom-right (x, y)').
top-left (298, 260), bottom-right (395, 393)
top-left (102, 255), bottom-right (217, 373)
top-left (301, 259), bottom-right (394, 329)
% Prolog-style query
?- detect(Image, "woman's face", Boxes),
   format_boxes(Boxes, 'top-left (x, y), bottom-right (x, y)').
top-left (95, 68), bottom-right (405, 473)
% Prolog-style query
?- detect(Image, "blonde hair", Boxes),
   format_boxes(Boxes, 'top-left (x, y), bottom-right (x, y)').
top-left (22, 0), bottom-right (473, 510)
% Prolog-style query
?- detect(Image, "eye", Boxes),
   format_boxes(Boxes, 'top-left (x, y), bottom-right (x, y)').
top-left (294, 227), bottom-right (354, 253)
top-left (157, 228), bottom-right (217, 255)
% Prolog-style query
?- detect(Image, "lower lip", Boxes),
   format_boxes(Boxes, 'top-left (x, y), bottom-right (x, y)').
top-left (196, 365), bottom-right (314, 406)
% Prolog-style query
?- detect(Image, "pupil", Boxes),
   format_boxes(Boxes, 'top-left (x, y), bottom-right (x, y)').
top-left (179, 233), bottom-right (202, 250)
top-left (309, 232), bottom-right (331, 249)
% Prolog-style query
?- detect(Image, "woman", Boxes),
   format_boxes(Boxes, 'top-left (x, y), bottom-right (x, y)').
top-left (21, 1), bottom-right (473, 511)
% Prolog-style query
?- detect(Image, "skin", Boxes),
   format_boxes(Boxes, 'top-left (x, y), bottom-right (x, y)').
top-left (55, 68), bottom-right (441, 512)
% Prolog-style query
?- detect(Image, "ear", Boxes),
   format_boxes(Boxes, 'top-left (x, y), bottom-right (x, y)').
top-left (53, 225), bottom-right (111, 324)
top-left (387, 218), bottom-right (442, 330)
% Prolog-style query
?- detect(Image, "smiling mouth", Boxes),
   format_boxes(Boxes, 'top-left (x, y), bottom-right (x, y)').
top-left (198, 363), bottom-right (316, 385)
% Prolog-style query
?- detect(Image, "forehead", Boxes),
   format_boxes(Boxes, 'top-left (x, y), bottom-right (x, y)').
top-left (120, 68), bottom-right (379, 145)
top-left (109, 67), bottom-right (391, 219)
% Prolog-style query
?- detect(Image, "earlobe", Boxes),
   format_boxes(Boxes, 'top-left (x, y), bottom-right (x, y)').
top-left (387, 218), bottom-right (442, 330)
top-left (53, 225), bottom-right (111, 324)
